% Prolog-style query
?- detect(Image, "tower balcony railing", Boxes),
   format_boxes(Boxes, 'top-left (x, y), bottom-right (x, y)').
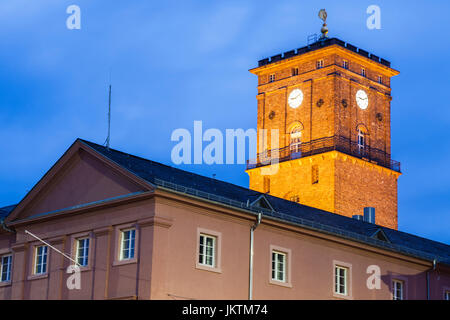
top-left (246, 135), bottom-right (401, 173)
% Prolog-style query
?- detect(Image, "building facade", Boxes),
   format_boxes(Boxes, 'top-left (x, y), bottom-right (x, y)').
top-left (0, 37), bottom-right (449, 300)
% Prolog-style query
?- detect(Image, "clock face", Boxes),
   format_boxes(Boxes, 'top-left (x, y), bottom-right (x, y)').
top-left (288, 89), bottom-right (303, 109)
top-left (356, 90), bottom-right (369, 110)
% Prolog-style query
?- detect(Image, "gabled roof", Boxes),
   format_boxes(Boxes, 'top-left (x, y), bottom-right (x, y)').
top-left (78, 139), bottom-right (450, 266)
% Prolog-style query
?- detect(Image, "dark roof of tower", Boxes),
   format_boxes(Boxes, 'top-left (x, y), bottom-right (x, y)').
top-left (256, 37), bottom-right (391, 68)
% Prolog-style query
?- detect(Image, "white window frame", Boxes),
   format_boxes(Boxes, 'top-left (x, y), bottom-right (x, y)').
top-left (34, 245), bottom-right (48, 275)
top-left (198, 234), bottom-right (216, 268)
top-left (317, 59), bottom-right (324, 69)
top-left (392, 279), bottom-right (404, 300)
top-left (0, 254), bottom-right (12, 282)
top-left (361, 68), bottom-right (366, 77)
top-left (271, 251), bottom-right (287, 283)
top-left (290, 128), bottom-right (302, 153)
top-left (358, 129), bottom-right (365, 152)
top-left (378, 75), bottom-right (383, 84)
top-left (343, 60), bottom-right (349, 69)
top-left (334, 265), bottom-right (348, 296)
top-left (445, 290), bottom-right (450, 301)
top-left (120, 228), bottom-right (136, 261)
top-left (76, 237), bottom-right (90, 267)
top-left (269, 74), bottom-right (275, 83)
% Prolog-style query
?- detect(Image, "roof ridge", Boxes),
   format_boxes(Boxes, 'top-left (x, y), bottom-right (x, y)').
top-left (78, 138), bottom-right (262, 194)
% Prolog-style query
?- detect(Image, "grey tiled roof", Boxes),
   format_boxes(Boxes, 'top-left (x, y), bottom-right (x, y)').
top-left (79, 139), bottom-right (450, 266)
top-left (0, 205), bottom-right (16, 223)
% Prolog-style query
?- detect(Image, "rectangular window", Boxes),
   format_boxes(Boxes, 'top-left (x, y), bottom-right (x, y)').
top-left (312, 165), bottom-right (319, 184)
top-left (0, 254), bottom-right (12, 282)
top-left (334, 266), bottom-right (348, 295)
top-left (198, 234), bottom-right (216, 267)
top-left (378, 75), bottom-right (383, 84)
top-left (292, 68), bottom-right (299, 76)
top-left (343, 60), bottom-right (349, 69)
top-left (445, 291), bottom-right (450, 300)
top-left (271, 251), bottom-right (286, 282)
top-left (120, 229), bottom-right (136, 260)
top-left (34, 245), bottom-right (48, 275)
top-left (392, 280), bottom-right (404, 300)
top-left (76, 238), bottom-right (90, 267)
top-left (289, 195), bottom-right (299, 203)
top-left (361, 68), bottom-right (366, 77)
top-left (316, 60), bottom-right (324, 69)
top-left (269, 74), bottom-right (275, 83)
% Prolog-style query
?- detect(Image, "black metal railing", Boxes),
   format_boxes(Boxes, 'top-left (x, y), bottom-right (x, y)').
top-left (246, 135), bottom-right (401, 173)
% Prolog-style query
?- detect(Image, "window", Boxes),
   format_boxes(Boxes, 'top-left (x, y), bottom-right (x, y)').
top-left (290, 195), bottom-right (300, 203)
top-left (392, 280), bottom-right (404, 300)
top-left (316, 60), bottom-right (324, 69)
top-left (357, 129), bottom-right (366, 154)
top-left (34, 245), bottom-right (48, 275)
top-left (334, 266), bottom-right (348, 295)
top-left (292, 68), bottom-right (299, 76)
top-left (312, 165), bottom-right (319, 184)
top-left (343, 60), bottom-right (349, 69)
top-left (76, 238), bottom-right (90, 267)
top-left (269, 74), bottom-right (275, 83)
top-left (120, 229), bottom-right (136, 260)
top-left (271, 251), bottom-right (286, 282)
top-left (290, 127), bottom-right (302, 153)
top-left (198, 234), bottom-right (216, 267)
top-left (0, 254), bottom-right (12, 282)
top-left (378, 75), bottom-right (383, 84)
top-left (445, 291), bottom-right (450, 300)
top-left (361, 68), bottom-right (366, 77)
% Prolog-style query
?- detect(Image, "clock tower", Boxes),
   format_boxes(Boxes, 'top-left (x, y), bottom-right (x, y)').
top-left (246, 36), bottom-right (401, 230)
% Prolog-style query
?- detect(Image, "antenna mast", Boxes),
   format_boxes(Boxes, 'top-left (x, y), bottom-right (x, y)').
top-left (106, 84), bottom-right (112, 150)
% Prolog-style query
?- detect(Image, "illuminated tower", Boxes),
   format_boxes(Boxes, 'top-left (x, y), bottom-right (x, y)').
top-left (246, 33), bottom-right (401, 229)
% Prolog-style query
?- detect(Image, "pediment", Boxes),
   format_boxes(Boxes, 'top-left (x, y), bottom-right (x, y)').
top-left (6, 140), bottom-right (153, 223)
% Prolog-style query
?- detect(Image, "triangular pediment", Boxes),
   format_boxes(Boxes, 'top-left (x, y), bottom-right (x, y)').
top-left (250, 195), bottom-right (274, 211)
top-left (6, 140), bottom-right (154, 224)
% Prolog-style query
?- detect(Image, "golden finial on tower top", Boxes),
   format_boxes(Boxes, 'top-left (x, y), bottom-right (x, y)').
top-left (318, 9), bottom-right (328, 39)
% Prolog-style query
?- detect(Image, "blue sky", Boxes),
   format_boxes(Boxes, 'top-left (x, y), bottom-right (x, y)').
top-left (1, 0), bottom-right (449, 243)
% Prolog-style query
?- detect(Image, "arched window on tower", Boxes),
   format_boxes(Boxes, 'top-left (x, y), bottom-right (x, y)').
top-left (290, 126), bottom-right (302, 155)
top-left (357, 128), bottom-right (366, 156)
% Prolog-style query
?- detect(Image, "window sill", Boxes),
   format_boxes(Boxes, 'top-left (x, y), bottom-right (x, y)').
top-left (333, 292), bottom-right (353, 300)
top-left (113, 258), bottom-right (137, 267)
top-left (195, 264), bottom-right (222, 274)
top-left (27, 273), bottom-right (48, 281)
top-left (0, 281), bottom-right (12, 288)
top-left (269, 279), bottom-right (292, 288)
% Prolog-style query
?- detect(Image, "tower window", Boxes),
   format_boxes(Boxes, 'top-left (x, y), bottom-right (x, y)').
top-left (316, 60), bottom-right (324, 69)
top-left (290, 127), bottom-right (302, 154)
top-left (361, 68), bottom-right (366, 77)
top-left (292, 68), bottom-right (299, 76)
top-left (343, 60), bottom-right (349, 69)
top-left (378, 75), bottom-right (383, 84)
top-left (357, 129), bottom-right (366, 155)
top-left (269, 74), bottom-right (275, 83)
top-left (312, 165), bottom-right (319, 184)
top-left (263, 176), bottom-right (270, 193)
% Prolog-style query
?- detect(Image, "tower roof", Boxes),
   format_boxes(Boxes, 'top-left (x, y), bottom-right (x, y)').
top-left (255, 37), bottom-right (393, 70)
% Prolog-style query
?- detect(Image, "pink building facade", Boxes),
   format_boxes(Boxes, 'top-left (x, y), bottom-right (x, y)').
top-left (0, 140), bottom-right (449, 300)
